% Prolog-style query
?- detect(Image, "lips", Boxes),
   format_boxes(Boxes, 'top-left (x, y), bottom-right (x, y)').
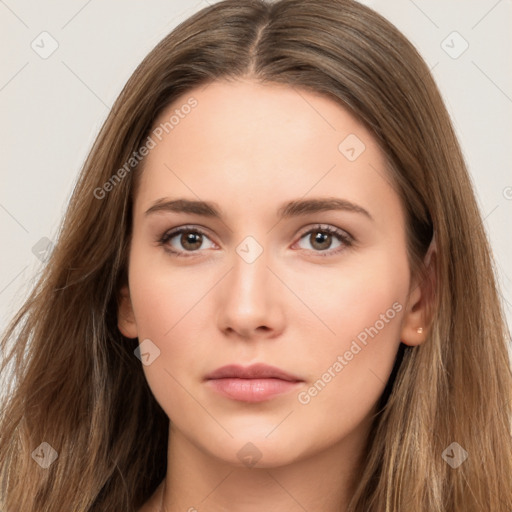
top-left (205, 363), bottom-right (302, 382)
top-left (205, 363), bottom-right (303, 402)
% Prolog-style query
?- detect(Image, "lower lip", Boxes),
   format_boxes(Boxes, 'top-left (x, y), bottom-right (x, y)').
top-left (206, 378), bottom-right (302, 402)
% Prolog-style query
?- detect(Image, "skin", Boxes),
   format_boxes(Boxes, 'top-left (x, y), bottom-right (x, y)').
top-left (118, 78), bottom-right (434, 512)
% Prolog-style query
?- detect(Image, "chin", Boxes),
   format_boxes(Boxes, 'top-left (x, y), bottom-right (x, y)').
top-left (201, 433), bottom-right (306, 469)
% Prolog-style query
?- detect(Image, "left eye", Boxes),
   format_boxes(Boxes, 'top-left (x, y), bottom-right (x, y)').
top-left (294, 226), bottom-right (351, 255)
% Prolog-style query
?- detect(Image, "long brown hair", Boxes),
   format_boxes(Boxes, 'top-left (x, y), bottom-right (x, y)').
top-left (1, 1), bottom-right (511, 510)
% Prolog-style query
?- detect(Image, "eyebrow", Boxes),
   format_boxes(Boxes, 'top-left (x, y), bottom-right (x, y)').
top-left (145, 197), bottom-right (373, 221)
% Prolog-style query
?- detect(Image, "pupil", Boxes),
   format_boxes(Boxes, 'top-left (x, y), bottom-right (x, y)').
top-left (182, 232), bottom-right (202, 250)
top-left (312, 232), bottom-right (330, 250)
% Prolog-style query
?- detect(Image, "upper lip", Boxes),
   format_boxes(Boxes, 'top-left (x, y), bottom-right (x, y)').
top-left (205, 363), bottom-right (302, 382)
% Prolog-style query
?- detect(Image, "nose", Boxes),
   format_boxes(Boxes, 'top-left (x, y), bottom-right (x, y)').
top-left (217, 241), bottom-right (286, 340)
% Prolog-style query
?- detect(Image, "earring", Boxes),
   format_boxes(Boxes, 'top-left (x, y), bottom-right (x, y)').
top-left (416, 327), bottom-right (423, 334)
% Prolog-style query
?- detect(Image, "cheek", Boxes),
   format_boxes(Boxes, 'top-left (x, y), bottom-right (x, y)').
top-left (291, 250), bottom-right (408, 410)
top-left (291, 247), bottom-right (409, 346)
top-left (127, 239), bottom-right (209, 339)
top-left (126, 245), bottom-right (208, 391)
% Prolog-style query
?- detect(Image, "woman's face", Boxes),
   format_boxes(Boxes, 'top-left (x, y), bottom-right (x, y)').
top-left (119, 79), bottom-right (427, 468)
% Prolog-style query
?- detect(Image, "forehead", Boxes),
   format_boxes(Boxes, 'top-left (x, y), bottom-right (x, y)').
top-left (134, 79), bottom-right (400, 226)
top-left (148, 79), bottom-right (376, 161)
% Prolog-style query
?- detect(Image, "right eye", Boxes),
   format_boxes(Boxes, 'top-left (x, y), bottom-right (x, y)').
top-left (158, 226), bottom-right (217, 257)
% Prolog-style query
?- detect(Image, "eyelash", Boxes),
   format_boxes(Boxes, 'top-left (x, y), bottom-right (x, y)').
top-left (157, 224), bottom-right (353, 258)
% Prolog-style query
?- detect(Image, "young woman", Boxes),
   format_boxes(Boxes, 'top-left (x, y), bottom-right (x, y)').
top-left (1, 0), bottom-right (511, 511)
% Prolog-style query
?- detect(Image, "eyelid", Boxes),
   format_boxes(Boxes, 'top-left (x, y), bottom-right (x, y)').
top-left (296, 223), bottom-right (352, 240)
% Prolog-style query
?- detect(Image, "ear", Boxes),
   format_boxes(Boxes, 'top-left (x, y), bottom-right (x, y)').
top-left (117, 284), bottom-right (138, 339)
top-left (400, 236), bottom-right (437, 346)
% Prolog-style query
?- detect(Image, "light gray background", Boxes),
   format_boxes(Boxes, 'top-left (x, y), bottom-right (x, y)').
top-left (1, 0), bottom-right (511, 334)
